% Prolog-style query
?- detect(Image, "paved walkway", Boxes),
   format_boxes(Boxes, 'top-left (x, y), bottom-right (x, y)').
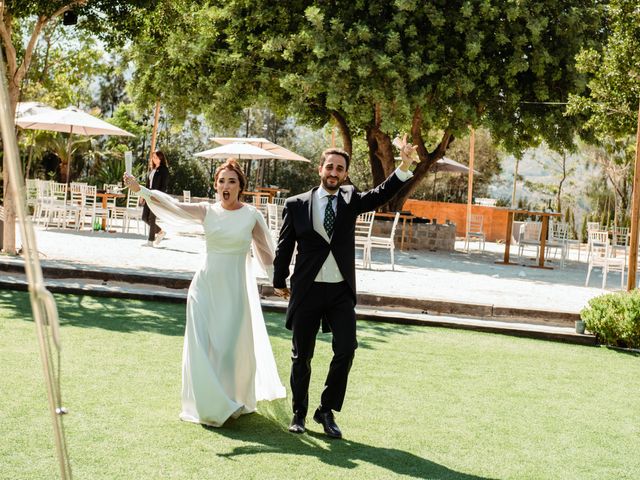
top-left (11, 226), bottom-right (611, 309)
top-left (0, 224), bottom-right (617, 344)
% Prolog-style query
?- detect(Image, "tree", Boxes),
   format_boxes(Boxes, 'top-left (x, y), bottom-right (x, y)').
top-left (1, 0), bottom-right (155, 254)
top-left (128, 1), bottom-right (606, 213)
top-left (567, 0), bottom-right (640, 140)
top-left (566, 0), bottom-right (640, 230)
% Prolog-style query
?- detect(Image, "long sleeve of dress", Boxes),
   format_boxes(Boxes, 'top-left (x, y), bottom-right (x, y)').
top-left (138, 186), bottom-right (207, 226)
top-left (251, 208), bottom-right (275, 280)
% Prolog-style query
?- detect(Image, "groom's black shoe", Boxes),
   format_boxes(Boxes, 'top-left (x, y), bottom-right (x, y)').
top-left (288, 413), bottom-right (306, 434)
top-left (313, 408), bottom-right (342, 439)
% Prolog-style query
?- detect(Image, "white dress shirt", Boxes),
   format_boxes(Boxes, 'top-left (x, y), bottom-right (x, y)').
top-left (313, 187), bottom-right (343, 283)
top-left (148, 168), bottom-right (157, 187)
top-left (313, 167), bottom-right (413, 283)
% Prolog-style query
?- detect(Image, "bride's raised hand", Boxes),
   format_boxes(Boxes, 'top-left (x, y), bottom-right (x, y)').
top-left (123, 173), bottom-right (141, 192)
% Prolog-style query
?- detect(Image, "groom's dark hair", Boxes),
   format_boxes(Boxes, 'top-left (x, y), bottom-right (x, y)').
top-left (319, 148), bottom-right (350, 170)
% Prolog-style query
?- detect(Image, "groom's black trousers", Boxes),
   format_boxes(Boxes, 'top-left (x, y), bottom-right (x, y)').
top-left (290, 281), bottom-right (357, 416)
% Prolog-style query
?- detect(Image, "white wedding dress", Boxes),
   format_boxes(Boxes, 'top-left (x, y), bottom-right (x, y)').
top-left (139, 187), bottom-right (286, 426)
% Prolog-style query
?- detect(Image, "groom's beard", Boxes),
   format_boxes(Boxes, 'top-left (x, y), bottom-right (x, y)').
top-left (321, 176), bottom-right (345, 192)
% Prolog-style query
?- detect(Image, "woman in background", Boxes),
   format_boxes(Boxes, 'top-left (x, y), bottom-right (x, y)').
top-left (142, 150), bottom-right (169, 246)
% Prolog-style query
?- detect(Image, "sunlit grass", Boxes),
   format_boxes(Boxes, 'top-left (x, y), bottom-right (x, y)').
top-left (1, 289), bottom-right (639, 479)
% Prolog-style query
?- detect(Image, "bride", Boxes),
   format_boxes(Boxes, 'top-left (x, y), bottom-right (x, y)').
top-left (123, 159), bottom-right (285, 426)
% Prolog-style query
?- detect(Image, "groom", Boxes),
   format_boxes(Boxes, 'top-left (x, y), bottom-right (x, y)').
top-left (273, 138), bottom-right (417, 438)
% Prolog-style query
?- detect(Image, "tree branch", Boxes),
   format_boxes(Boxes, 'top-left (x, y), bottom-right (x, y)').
top-left (330, 110), bottom-right (352, 156)
top-left (15, 1), bottom-right (89, 90)
top-left (0, 9), bottom-right (17, 78)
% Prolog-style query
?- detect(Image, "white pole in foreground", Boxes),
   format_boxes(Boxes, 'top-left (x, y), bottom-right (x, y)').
top-left (0, 51), bottom-right (72, 479)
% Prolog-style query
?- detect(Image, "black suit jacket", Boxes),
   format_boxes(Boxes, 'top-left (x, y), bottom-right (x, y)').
top-left (273, 172), bottom-right (405, 330)
top-left (147, 164), bottom-right (169, 192)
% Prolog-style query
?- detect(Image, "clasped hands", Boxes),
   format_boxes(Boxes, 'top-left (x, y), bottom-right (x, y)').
top-left (274, 287), bottom-right (290, 300)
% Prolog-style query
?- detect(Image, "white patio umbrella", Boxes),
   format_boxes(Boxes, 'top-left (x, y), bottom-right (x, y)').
top-left (15, 101), bottom-right (58, 118)
top-left (15, 102), bottom-right (60, 178)
top-left (430, 157), bottom-right (478, 174)
top-left (194, 142), bottom-right (281, 160)
top-left (429, 157), bottom-right (479, 201)
top-left (208, 137), bottom-right (309, 189)
top-left (15, 106), bottom-right (135, 182)
top-left (194, 142), bottom-right (282, 196)
top-left (209, 137), bottom-right (310, 162)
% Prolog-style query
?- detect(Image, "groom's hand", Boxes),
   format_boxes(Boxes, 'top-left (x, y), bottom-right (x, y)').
top-left (274, 287), bottom-right (290, 300)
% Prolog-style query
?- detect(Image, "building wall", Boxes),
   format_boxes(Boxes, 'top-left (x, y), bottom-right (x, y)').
top-left (402, 200), bottom-right (509, 242)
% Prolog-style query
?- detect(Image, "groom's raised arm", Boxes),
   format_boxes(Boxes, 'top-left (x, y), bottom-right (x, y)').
top-left (357, 135), bottom-right (417, 212)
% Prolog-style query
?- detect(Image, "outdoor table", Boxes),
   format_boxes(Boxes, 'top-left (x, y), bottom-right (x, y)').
top-left (375, 211), bottom-right (415, 251)
top-left (96, 191), bottom-right (125, 231)
top-left (495, 208), bottom-right (562, 269)
top-left (242, 191), bottom-right (271, 205)
top-left (256, 186), bottom-right (289, 202)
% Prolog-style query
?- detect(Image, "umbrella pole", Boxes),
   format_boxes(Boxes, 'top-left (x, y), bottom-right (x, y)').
top-left (65, 126), bottom-right (73, 185)
top-left (465, 128), bottom-right (476, 252)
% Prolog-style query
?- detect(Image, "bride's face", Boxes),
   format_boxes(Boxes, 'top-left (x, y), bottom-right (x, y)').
top-left (216, 169), bottom-right (241, 203)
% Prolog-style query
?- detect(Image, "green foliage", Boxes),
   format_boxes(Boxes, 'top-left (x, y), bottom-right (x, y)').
top-left (3, 291), bottom-right (640, 479)
top-left (164, 149), bottom-right (211, 198)
top-left (567, 0), bottom-right (640, 141)
top-left (128, 0), bottom-right (606, 154)
top-left (20, 23), bottom-right (108, 109)
top-left (581, 291), bottom-right (640, 348)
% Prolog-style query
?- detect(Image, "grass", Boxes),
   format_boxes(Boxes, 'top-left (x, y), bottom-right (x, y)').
top-left (1, 288), bottom-right (639, 480)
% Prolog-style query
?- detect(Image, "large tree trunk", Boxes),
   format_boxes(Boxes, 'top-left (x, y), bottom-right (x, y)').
top-left (1, 78), bottom-right (21, 254)
top-left (363, 105), bottom-right (396, 210)
top-left (365, 106), bottom-right (454, 212)
top-left (330, 110), bottom-right (352, 157)
top-left (0, 4), bottom-right (80, 253)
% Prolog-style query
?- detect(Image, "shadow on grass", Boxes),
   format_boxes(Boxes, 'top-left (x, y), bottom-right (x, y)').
top-left (0, 289), bottom-right (186, 336)
top-left (2, 290), bottom-right (415, 351)
top-left (262, 311), bottom-right (420, 351)
top-left (208, 401), bottom-right (494, 480)
top-left (605, 346), bottom-right (640, 357)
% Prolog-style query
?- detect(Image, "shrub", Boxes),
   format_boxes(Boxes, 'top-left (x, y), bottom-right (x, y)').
top-left (580, 290), bottom-right (640, 348)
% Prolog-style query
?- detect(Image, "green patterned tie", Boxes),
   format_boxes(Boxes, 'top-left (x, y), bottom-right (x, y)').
top-left (324, 195), bottom-right (336, 237)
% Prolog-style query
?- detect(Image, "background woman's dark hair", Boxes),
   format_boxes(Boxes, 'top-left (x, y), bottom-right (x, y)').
top-left (149, 150), bottom-right (169, 169)
top-left (319, 148), bottom-right (350, 170)
top-left (214, 159), bottom-right (247, 195)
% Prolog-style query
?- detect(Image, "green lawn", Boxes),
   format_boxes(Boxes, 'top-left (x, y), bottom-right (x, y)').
top-left (1, 288), bottom-right (639, 479)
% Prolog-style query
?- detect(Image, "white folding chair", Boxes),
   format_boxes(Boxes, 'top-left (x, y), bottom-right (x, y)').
top-left (355, 211), bottom-right (375, 268)
top-left (65, 182), bottom-right (86, 230)
top-left (368, 212), bottom-right (400, 270)
top-left (585, 230), bottom-right (625, 289)
top-left (586, 222), bottom-right (602, 261)
top-left (183, 190), bottom-right (191, 203)
top-left (517, 221), bottom-right (542, 261)
top-left (32, 179), bottom-right (52, 224)
top-left (266, 203), bottom-right (285, 242)
top-left (41, 182), bottom-right (68, 229)
top-left (81, 185), bottom-right (112, 230)
top-left (545, 221), bottom-right (569, 267)
top-left (464, 213), bottom-right (485, 252)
